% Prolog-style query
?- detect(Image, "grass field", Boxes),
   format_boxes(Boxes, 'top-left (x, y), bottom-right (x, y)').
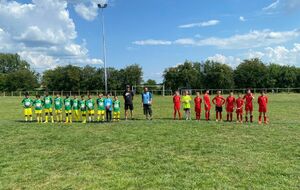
top-left (0, 94), bottom-right (299, 189)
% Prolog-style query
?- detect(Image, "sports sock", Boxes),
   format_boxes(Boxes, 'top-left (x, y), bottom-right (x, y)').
top-left (250, 115), bottom-right (253, 123)
top-left (25, 116), bottom-right (28, 121)
top-left (227, 114), bottom-right (229, 121)
top-left (245, 116), bottom-right (248, 122)
top-left (45, 116), bottom-right (48, 122)
top-left (230, 113), bottom-right (233, 121)
top-left (51, 116), bottom-right (54, 123)
top-left (264, 116), bottom-right (267, 123)
top-left (30, 116), bottom-right (33, 121)
top-left (216, 112), bottom-right (218, 120)
top-left (259, 116), bottom-right (262, 122)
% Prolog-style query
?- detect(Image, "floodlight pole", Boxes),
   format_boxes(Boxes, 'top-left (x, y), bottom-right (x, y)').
top-left (98, 3), bottom-right (108, 94)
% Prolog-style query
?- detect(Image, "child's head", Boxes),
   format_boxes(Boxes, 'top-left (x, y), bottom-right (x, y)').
top-left (238, 93), bottom-right (243, 98)
top-left (175, 91), bottom-right (179, 96)
top-left (184, 90), bottom-right (188, 95)
top-left (25, 93), bottom-right (29, 98)
top-left (261, 90), bottom-right (266, 96)
top-left (98, 93), bottom-right (103, 98)
top-left (144, 87), bottom-right (148, 92)
top-left (230, 91), bottom-right (234, 96)
top-left (88, 94), bottom-right (92, 99)
top-left (74, 95), bottom-right (77, 99)
top-left (66, 95), bottom-right (69, 98)
top-left (247, 88), bottom-right (252, 94)
top-left (56, 94), bottom-right (60, 98)
top-left (36, 95), bottom-right (40, 99)
top-left (114, 96), bottom-right (118, 100)
top-left (205, 89), bottom-right (210, 94)
top-left (45, 92), bottom-right (49, 96)
top-left (217, 90), bottom-right (221, 95)
top-left (81, 95), bottom-right (85, 99)
top-left (106, 93), bottom-right (111, 98)
top-left (196, 92), bottom-right (200, 96)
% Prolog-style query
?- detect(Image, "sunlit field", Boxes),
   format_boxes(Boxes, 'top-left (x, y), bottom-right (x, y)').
top-left (0, 94), bottom-right (299, 189)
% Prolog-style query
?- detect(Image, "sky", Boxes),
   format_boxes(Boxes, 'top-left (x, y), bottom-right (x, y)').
top-left (0, 0), bottom-right (300, 83)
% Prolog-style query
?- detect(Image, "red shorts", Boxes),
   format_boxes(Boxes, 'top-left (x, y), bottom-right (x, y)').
top-left (174, 104), bottom-right (180, 111)
top-left (245, 104), bottom-right (253, 112)
top-left (259, 106), bottom-right (267, 113)
top-left (226, 106), bottom-right (234, 113)
top-left (205, 105), bottom-right (211, 111)
top-left (195, 107), bottom-right (201, 113)
top-left (236, 108), bottom-right (243, 114)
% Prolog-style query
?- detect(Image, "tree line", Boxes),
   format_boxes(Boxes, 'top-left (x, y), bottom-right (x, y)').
top-left (1, 53), bottom-right (300, 92)
top-left (163, 59), bottom-right (300, 91)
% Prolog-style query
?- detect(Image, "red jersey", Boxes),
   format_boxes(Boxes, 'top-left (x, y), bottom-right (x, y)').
top-left (194, 97), bottom-right (202, 109)
top-left (258, 95), bottom-right (268, 108)
top-left (173, 95), bottom-right (181, 105)
top-left (226, 96), bottom-right (235, 108)
top-left (212, 96), bottom-right (226, 107)
top-left (203, 94), bottom-right (211, 110)
top-left (236, 98), bottom-right (244, 114)
top-left (243, 93), bottom-right (254, 106)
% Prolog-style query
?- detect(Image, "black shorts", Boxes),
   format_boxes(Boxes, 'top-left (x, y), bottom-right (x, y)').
top-left (125, 104), bottom-right (134, 111)
top-left (216, 106), bottom-right (223, 112)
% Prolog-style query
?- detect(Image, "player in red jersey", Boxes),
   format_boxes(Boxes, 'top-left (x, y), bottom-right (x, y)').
top-left (194, 92), bottom-right (202, 121)
top-left (203, 90), bottom-right (211, 121)
top-left (173, 91), bottom-right (181, 120)
top-left (212, 90), bottom-right (226, 122)
top-left (236, 93), bottom-right (244, 123)
top-left (225, 91), bottom-right (236, 122)
top-left (258, 90), bottom-right (269, 124)
top-left (243, 89), bottom-right (255, 123)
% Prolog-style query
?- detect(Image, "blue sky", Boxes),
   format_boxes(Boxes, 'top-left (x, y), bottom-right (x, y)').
top-left (0, 0), bottom-right (300, 82)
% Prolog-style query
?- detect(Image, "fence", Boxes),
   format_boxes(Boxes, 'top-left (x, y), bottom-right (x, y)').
top-left (178, 88), bottom-right (300, 95)
top-left (0, 89), bottom-right (174, 97)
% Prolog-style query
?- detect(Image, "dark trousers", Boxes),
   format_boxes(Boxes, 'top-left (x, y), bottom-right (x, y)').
top-left (143, 104), bottom-right (152, 117)
top-left (106, 110), bottom-right (112, 122)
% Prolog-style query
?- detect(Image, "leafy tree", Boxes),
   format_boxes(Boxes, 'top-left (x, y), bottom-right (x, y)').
top-left (0, 53), bottom-right (30, 73)
top-left (202, 60), bottom-right (234, 89)
top-left (4, 69), bottom-right (39, 91)
top-left (234, 58), bottom-right (268, 88)
top-left (145, 79), bottom-right (157, 86)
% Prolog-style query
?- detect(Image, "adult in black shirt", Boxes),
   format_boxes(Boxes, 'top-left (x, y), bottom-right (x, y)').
top-left (123, 85), bottom-right (134, 120)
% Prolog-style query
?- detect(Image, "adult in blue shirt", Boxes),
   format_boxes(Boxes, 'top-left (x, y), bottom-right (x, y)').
top-left (104, 93), bottom-right (113, 122)
top-left (141, 87), bottom-right (153, 120)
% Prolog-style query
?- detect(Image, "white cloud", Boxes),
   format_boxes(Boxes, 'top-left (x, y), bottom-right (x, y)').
top-left (179, 20), bottom-right (220, 28)
top-left (132, 39), bottom-right (172, 46)
top-left (0, 0), bottom-right (102, 71)
top-left (74, 3), bottom-right (98, 21)
top-left (174, 38), bottom-right (195, 45)
top-left (207, 43), bottom-right (300, 68)
top-left (207, 54), bottom-right (241, 67)
top-left (239, 16), bottom-right (246, 22)
top-left (263, 0), bottom-right (280, 11)
top-left (262, 0), bottom-right (300, 13)
top-left (134, 29), bottom-right (300, 49)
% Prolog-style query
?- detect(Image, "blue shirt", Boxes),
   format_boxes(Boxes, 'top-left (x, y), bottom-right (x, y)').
top-left (142, 92), bottom-right (152, 105)
top-left (104, 98), bottom-right (113, 111)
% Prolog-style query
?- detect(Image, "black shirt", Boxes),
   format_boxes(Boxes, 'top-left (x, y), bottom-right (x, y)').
top-left (123, 90), bottom-right (134, 105)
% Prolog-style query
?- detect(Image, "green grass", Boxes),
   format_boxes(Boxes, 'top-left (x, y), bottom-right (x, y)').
top-left (0, 94), bottom-right (299, 189)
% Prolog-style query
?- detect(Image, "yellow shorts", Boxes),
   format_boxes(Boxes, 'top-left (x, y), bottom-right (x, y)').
top-left (24, 108), bottom-right (32, 116)
top-left (44, 108), bottom-right (53, 114)
top-left (55, 109), bottom-right (62, 114)
top-left (88, 110), bottom-right (95, 115)
top-left (113, 111), bottom-right (120, 117)
top-left (81, 111), bottom-right (87, 115)
top-left (35, 110), bottom-right (42, 114)
top-left (65, 110), bottom-right (72, 114)
top-left (97, 110), bottom-right (105, 115)
top-left (73, 110), bottom-right (79, 115)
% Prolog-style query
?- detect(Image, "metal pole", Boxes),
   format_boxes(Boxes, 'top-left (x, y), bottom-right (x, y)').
top-left (100, 8), bottom-right (108, 94)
